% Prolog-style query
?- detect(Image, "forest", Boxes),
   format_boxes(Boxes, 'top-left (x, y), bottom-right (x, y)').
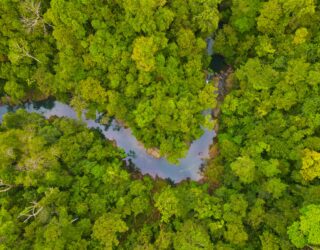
top-left (1, 0), bottom-right (320, 249)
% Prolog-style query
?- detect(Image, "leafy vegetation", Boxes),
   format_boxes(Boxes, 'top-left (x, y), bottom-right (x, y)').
top-left (203, 0), bottom-right (320, 248)
top-left (0, 0), bottom-right (220, 161)
top-left (0, 111), bottom-right (265, 249)
top-left (0, 0), bottom-right (320, 249)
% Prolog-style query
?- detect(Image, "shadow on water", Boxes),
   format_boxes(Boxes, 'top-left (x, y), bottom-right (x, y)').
top-left (209, 54), bottom-right (227, 73)
top-left (31, 98), bottom-right (56, 110)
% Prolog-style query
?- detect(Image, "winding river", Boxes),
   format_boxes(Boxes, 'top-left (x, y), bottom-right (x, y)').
top-left (0, 100), bottom-right (216, 182)
top-left (0, 37), bottom-right (221, 182)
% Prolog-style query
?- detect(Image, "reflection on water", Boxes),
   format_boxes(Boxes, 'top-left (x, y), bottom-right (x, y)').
top-left (0, 100), bottom-right (215, 182)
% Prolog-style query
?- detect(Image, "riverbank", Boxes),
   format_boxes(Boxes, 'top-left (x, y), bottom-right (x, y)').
top-left (203, 66), bottom-right (234, 158)
top-left (0, 100), bottom-right (215, 183)
top-left (200, 67), bottom-right (234, 186)
top-left (0, 66), bottom-right (231, 184)
top-left (0, 65), bottom-right (232, 184)
top-left (0, 90), bottom-right (50, 106)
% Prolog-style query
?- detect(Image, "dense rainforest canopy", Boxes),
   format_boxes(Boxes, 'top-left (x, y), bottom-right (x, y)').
top-left (1, 0), bottom-right (320, 249)
top-left (0, 0), bottom-right (220, 162)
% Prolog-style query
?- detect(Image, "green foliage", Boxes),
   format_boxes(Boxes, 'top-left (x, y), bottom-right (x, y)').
top-left (154, 187), bottom-right (182, 223)
top-left (0, 111), bottom-right (139, 248)
top-left (0, 0), bottom-right (56, 102)
top-left (1, 0), bottom-right (320, 249)
top-left (132, 36), bottom-right (159, 72)
top-left (288, 204), bottom-right (320, 248)
top-left (0, 0), bottom-right (221, 161)
top-left (301, 149), bottom-right (320, 181)
top-left (92, 213), bottom-right (128, 250)
top-left (230, 156), bottom-right (255, 184)
top-left (0, 111), bottom-right (251, 249)
top-left (206, 0), bottom-right (320, 248)
top-left (173, 220), bottom-right (213, 250)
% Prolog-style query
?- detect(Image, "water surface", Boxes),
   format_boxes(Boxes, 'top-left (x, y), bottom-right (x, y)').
top-left (0, 101), bottom-right (215, 182)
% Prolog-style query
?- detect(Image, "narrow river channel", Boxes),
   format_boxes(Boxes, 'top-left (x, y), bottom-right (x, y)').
top-left (0, 37), bottom-right (220, 182)
top-left (0, 100), bottom-right (216, 182)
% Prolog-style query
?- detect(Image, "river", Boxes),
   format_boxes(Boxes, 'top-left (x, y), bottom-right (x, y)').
top-left (0, 100), bottom-right (216, 182)
top-left (0, 37), bottom-right (219, 182)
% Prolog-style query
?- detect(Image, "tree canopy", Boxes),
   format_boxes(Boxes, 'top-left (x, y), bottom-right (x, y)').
top-left (1, 0), bottom-right (320, 249)
top-left (0, 0), bottom-right (221, 162)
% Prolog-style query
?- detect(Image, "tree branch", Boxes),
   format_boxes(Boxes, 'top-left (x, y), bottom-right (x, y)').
top-left (18, 201), bottom-right (43, 223)
top-left (0, 180), bottom-right (13, 193)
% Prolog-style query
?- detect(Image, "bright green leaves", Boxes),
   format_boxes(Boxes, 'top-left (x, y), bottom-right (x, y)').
top-left (223, 223), bottom-right (248, 246)
top-left (176, 29), bottom-right (198, 57)
top-left (257, 0), bottom-right (283, 35)
top-left (0, 111), bottom-right (153, 248)
top-left (92, 213), bottom-right (128, 250)
top-left (213, 25), bottom-right (239, 62)
top-left (222, 194), bottom-right (248, 246)
top-left (255, 35), bottom-right (276, 57)
top-left (3, 0), bottom-right (320, 248)
top-left (176, 31), bottom-right (206, 66)
top-left (204, 0), bottom-right (320, 249)
top-left (287, 204), bottom-right (320, 248)
top-left (230, 0), bottom-right (261, 33)
top-left (77, 77), bottom-right (107, 104)
top-left (173, 220), bottom-right (213, 250)
top-left (230, 156), bottom-right (255, 184)
top-left (0, 0), bottom-right (55, 101)
top-left (190, 84), bottom-right (212, 108)
top-left (155, 229), bottom-right (174, 249)
top-left (154, 187), bottom-right (182, 223)
top-left (293, 28), bottom-right (309, 45)
top-left (307, 64), bottom-right (320, 87)
top-left (262, 178), bottom-right (287, 199)
top-left (257, 0), bottom-right (315, 35)
top-left (4, 80), bottom-right (26, 101)
top-left (301, 95), bottom-right (320, 129)
top-left (287, 222), bottom-right (308, 248)
top-left (155, 7), bottom-right (175, 31)
top-left (132, 36), bottom-right (159, 72)
top-left (248, 199), bottom-right (265, 229)
top-left (260, 159), bottom-right (281, 177)
top-left (300, 149), bottom-right (320, 181)
top-left (236, 58), bottom-right (278, 91)
top-left (281, 0), bottom-right (316, 20)
top-left (260, 231), bottom-right (282, 250)
top-left (8, 38), bottom-right (39, 64)
top-left (45, 0), bottom-right (89, 40)
top-left (134, 101), bottom-right (157, 128)
top-left (1, 0), bottom-right (221, 162)
top-left (122, 0), bottom-right (166, 34)
top-left (187, 0), bottom-right (221, 35)
top-left (0, 208), bottom-right (19, 247)
top-left (193, 3), bottom-right (220, 34)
